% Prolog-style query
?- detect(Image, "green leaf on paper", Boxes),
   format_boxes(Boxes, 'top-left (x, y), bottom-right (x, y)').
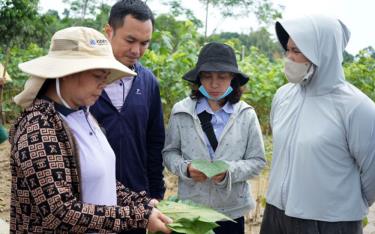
top-left (191, 159), bottom-right (229, 178)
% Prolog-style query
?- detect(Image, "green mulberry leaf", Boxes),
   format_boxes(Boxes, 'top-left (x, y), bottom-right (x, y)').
top-left (191, 160), bottom-right (229, 178)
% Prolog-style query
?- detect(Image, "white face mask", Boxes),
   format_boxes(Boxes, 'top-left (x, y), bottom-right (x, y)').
top-left (284, 58), bottom-right (315, 84)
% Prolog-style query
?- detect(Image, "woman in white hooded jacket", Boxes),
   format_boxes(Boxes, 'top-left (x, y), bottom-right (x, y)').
top-left (260, 15), bottom-right (375, 234)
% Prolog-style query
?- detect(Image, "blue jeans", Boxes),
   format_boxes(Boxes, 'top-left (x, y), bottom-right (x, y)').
top-left (260, 203), bottom-right (362, 234)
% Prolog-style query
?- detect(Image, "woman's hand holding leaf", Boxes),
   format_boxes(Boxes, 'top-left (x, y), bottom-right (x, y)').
top-left (149, 198), bottom-right (159, 207)
top-left (212, 172), bottom-right (227, 184)
top-left (187, 163), bottom-right (208, 182)
top-left (147, 208), bottom-right (173, 234)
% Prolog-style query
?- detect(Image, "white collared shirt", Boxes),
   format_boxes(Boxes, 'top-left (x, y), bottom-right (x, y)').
top-left (196, 98), bottom-right (234, 159)
top-left (104, 76), bottom-right (134, 112)
top-left (58, 108), bottom-right (117, 206)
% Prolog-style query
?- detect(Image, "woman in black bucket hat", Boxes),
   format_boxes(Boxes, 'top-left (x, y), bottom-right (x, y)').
top-left (183, 42), bottom-right (249, 85)
top-left (163, 42), bottom-right (266, 234)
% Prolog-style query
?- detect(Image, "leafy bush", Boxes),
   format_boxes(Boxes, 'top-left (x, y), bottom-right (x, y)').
top-left (345, 48), bottom-right (375, 101)
top-left (1, 43), bottom-right (46, 120)
top-left (142, 20), bottom-right (201, 121)
top-left (239, 47), bottom-right (286, 133)
top-left (1, 12), bottom-right (374, 133)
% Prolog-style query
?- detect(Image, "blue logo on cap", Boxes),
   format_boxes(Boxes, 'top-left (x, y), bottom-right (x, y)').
top-left (89, 39), bottom-right (96, 46)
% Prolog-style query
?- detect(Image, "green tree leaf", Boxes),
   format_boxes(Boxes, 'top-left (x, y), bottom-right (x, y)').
top-left (191, 159), bottom-right (229, 178)
top-left (154, 200), bottom-right (233, 234)
top-left (157, 200), bottom-right (233, 222)
top-left (168, 218), bottom-right (218, 234)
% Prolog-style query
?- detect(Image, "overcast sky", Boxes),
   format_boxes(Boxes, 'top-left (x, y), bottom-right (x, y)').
top-left (38, 0), bottom-right (375, 55)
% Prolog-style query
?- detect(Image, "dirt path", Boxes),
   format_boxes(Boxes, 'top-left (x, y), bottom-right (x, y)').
top-left (0, 142), bottom-right (10, 223)
top-left (364, 205), bottom-right (375, 234)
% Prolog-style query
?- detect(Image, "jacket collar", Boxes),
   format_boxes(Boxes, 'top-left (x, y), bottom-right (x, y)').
top-left (40, 95), bottom-right (87, 117)
top-left (100, 62), bottom-right (141, 104)
top-left (196, 97), bottom-right (234, 115)
top-left (173, 97), bottom-right (250, 118)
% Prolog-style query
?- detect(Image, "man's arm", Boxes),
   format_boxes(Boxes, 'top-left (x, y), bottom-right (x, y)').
top-left (146, 78), bottom-right (166, 199)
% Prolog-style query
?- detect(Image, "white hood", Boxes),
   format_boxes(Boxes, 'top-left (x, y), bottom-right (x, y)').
top-left (268, 15), bottom-right (375, 221)
top-left (276, 15), bottom-right (351, 95)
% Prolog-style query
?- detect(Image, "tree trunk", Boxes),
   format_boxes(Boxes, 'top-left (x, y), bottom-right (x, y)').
top-left (204, 0), bottom-right (209, 40)
top-left (0, 86), bottom-right (3, 125)
top-left (82, 0), bottom-right (89, 20)
top-left (241, 45), bottom-right (245, 60)
top-left (0, 46), bottom-right (10, 125)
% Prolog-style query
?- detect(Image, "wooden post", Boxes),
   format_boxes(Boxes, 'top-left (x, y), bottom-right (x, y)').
top-left (204, 0), bottom-right (209, 40)
top-left (0, 85), bottom-right (3, 125)
top-left (0, 47), bottom-right (11, 125)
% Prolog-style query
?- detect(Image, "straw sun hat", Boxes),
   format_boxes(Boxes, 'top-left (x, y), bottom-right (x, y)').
top-left (14, 26), bottom-right (136, 108)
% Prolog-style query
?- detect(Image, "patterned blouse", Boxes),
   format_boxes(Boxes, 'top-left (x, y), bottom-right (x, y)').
top-left (9, 99), bottom-right (152, 233)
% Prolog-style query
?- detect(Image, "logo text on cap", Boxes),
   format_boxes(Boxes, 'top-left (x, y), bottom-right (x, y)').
top-left (89, 39), bottom-right (108, 47)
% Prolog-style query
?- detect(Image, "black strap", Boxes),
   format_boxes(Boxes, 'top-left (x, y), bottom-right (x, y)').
top-left (198, 111), bottom-right (218, 151)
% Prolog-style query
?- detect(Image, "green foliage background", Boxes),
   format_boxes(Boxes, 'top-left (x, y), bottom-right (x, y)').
top-left (1, 1), bottom-right (375, 133)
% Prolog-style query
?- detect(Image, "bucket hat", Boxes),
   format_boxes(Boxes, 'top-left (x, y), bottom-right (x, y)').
top-left (183, 42), bottom-right (249, 85)
top-left (14, 26), bottom-right (136, 108)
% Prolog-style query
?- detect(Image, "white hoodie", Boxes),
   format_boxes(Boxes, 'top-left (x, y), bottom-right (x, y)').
top-left (267, 15), bottom-right (375, 221)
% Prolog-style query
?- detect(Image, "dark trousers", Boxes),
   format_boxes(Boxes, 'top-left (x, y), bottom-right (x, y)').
top-left (119, 229), bottom-right (146, 234)
top-left (260, 203), bottom-right (363, 234)
top-left (213, 216), bottom-right (245, 234)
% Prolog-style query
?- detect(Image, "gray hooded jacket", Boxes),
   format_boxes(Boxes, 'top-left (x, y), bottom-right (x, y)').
top-left (163, 97), bottom-right (265, 219)
top-left (267, 15), bottom-right (375, 221)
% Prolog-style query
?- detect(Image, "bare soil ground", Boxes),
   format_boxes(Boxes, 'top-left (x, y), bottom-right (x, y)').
top-left (0, 141), bottom-right (268, 233)
top-left (164, 171), bottom-right (268, 234)
top-left (0, 142), bottom-right (10, 223)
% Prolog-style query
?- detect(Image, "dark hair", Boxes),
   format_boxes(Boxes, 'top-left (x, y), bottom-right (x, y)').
top-left (109, 0), bottom-right (154, 32)
top-left (190, 76), bottom-right (243, 104)
top-left (37, 79), bottom-right (54, 98)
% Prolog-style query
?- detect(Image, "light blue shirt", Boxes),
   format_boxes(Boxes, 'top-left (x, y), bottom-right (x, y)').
top-left (196, 98), bottom-right (233, 159)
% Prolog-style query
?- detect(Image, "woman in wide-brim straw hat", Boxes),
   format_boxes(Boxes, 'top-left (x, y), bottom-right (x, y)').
top-left (162, 42), bottom-right (266, 234)
top-left (9, 26), bottom-right (171, 233)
